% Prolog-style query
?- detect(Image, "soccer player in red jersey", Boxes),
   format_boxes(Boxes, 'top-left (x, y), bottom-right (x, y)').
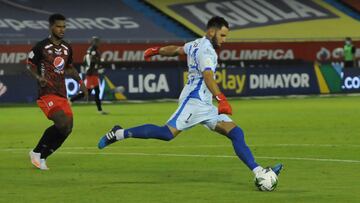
top-left (26, 13), bottom-right (88, 170)
top-left (70, 36), bottom-right (107, 114)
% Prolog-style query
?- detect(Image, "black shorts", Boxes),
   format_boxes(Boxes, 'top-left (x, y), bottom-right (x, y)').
top-left (344, 61), bottom-right (355, 68)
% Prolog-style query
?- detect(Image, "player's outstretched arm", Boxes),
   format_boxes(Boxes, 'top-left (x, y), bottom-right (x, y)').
top-left (203, 70), bottom-right (232, 115)
top-left (144, 45), bottom-right (185, 61)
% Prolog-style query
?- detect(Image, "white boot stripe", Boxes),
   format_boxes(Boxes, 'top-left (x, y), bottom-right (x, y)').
top-left (106, 131), bottom-right (115, 140)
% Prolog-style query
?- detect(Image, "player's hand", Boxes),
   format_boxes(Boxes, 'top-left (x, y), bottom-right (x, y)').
top-left (215, 93), bottom-right (232, 115)
top-left (144, 47), bottom-right (160, 61)
top-left (80, 83), bottom-right (89, 101)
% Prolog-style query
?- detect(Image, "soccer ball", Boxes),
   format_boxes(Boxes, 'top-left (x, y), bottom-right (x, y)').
top-left (254, 168), bottom-right (278, 191)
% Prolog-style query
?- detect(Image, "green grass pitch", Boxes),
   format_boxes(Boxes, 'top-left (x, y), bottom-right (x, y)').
top-left (0, 96), bottom-right (359, 202)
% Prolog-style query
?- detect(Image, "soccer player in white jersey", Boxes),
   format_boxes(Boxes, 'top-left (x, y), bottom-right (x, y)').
top-left (98, 16), bottom-right (282, 179)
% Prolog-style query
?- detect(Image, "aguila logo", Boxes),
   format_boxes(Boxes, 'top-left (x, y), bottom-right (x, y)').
top-left (53, 56), bottom-right (65, 71)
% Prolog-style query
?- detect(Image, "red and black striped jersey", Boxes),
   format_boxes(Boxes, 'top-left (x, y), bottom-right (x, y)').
top-left (84, 45), bottom-right (101, 76)
top-left (27, 38), bottom-right (73, 98)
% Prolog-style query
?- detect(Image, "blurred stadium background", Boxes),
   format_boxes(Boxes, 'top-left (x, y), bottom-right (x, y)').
top-left (1, 0), bottom-right (360, 102)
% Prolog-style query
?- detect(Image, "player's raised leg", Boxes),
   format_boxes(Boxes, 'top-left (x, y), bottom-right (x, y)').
top-left (214, 121), bottom-right (283, 176)
top-left (98, 124), bottom-right (178, 149)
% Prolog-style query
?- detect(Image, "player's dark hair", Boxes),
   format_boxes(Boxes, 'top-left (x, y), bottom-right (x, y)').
top-left (49, 13), bottom-right (66, 26)
top-left (207, 16), bottom-right (229, 30)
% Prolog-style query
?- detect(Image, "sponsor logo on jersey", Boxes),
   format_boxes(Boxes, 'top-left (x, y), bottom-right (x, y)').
top-left (53, 56), bottom-right (65, 72)
top-left (54, 48), bottom-right (62, 55)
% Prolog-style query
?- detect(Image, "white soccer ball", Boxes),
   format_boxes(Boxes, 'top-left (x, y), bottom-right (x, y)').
top-left (114, 86), bottom-right (125, 93)
top-left (254, 168), bottom-right (278, 191)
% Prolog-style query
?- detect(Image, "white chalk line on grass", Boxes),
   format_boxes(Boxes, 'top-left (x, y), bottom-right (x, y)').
top-left (1, 147), bottom-right (360, 164)
top-left (1, 143), bottom-right (360, 151)
top-left (59, 151), bottom-right (360, 163)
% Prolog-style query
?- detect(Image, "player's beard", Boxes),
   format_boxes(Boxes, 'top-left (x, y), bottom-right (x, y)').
top-left (53, 32), bottom-right (64, 41)
top-left (211, 34), bottom-right (220, 49)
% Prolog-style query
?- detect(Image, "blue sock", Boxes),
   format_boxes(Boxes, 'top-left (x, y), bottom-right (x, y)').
top-left (124, 124), bottom-right (173, 141)
top-left (227, 127), bottom-right (259, 170)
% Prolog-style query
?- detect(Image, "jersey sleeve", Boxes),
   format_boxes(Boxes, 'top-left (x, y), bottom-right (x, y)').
top-left (198, 48), bottom-right (216, 72)
top-left (183, 41), bottom-right (192, 55)
top-left (27, 43), bottom-right (42, 67)
top-left (67, 45), bottom-right (74, 65)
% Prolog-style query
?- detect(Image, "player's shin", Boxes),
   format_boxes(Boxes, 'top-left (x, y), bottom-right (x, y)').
top-left (38, 124), bottom-right (71, 159)
top-left (33, 125), bottom-right (57, 153)
top-left (123, 124), bottom-right (173, 141)
top-left (227, 127), bottom-right (259, 171)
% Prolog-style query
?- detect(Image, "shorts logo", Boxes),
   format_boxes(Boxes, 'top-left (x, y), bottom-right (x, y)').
top-left (53, 57), bottom-right (65, 71)
top-left (48, 101), bottom-right (54, 107)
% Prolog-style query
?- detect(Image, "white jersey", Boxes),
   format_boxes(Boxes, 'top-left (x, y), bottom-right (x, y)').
top-left (167, 37), bottom-right (232, 131)
top-left (179, 37), bottom-right (218, 104)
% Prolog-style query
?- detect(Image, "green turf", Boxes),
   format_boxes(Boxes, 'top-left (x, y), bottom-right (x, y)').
top-left (1, 96), bottom-right (360, 202)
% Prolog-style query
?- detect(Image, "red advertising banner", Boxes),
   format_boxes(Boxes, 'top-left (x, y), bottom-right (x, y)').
top-left (220, 41), bottom-right (360, 62)
top-left (342, 0), bottom-right (360, 13)
top-left (1, 41), bottom-right (359, 64)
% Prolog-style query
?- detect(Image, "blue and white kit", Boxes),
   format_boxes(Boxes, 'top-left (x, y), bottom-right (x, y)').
top-left (167, 37), bottom-right (232, 130)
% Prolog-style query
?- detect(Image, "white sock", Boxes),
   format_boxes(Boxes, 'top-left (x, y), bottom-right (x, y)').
top-left (252, 166), bottom-right (264, 175)
top-left (115, 129), bottom-right (125, 140)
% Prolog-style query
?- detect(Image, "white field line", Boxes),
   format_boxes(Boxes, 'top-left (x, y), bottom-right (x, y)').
top-left (1, 143), bottom-right (360, 151)
top-left (1, 147), bottom-right (360, 164)
top-left (59, 151), bottom-right (360, 163)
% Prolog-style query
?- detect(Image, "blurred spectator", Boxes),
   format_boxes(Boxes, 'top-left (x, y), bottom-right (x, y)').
top-left (70, 36), bottom-right (107, 114)
top-left (343, 37), bottom-right (356, 68)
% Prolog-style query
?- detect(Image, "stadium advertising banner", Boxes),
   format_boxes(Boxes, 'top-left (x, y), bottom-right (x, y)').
top-left (1, 41), bottom-right (360, 69)
top-left (102, 68), bottom-right (182, 100)
top-left (244, 65), bottom-right (319, 96)
top-left (146, 0), bottom-right (360, 40)
top-left (341, 68), bottom-right (360, 93)
top-left (220, 41), bottom-right (360, 62)
top-left (0, 0), bottom-right (180, 43)
top-left (199, 64), bottom-right (319, 97)
top-left (0, 66), bottom-right (182, 102)
top-left (1, 64), bottom-right (359, 103)
top-left (0, 74), bottom-right (37, 103)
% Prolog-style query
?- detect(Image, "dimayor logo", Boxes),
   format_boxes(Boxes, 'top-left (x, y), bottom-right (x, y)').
top-left (53, 56), bottom-right (65, 72)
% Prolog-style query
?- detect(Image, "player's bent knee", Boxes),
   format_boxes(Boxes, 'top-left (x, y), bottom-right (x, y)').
top-left (215, 121), bottom-right (237, 135)
top-left (160, 125), bottom-right (174, 141)
top-left (55, 122), bottom-right (72, 136)
top-left (227, 127), bottom-right (245, 142)
top-left (66, 127), bottom-right (73, 135)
